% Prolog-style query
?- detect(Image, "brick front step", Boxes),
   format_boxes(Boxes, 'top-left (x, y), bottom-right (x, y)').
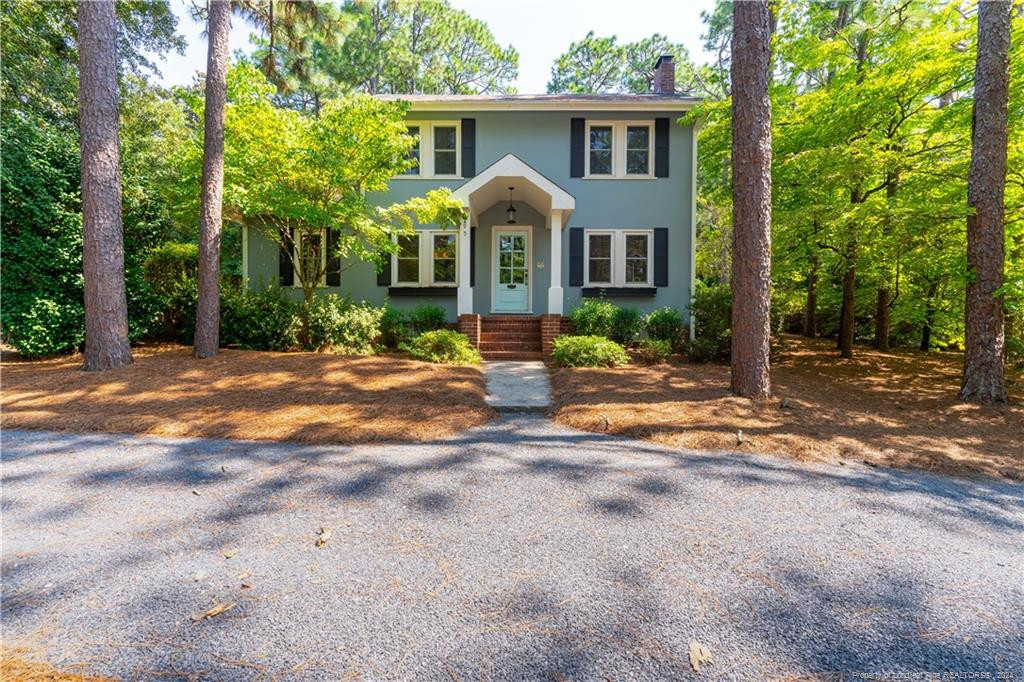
top-left (480, 343), bottom-right (542, 352)
top-left (480, 332), bottom-right (540, 341)
top-left (481, 351), bottom-right (544, 361)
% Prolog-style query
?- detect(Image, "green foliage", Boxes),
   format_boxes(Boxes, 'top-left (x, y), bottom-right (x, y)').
top-left (403, 329), bottom-right (481, 365)
top-left (4, 298), bottom-right (85, 358)
top-left (551, 335), bottom-right (630, 368)
top-left (570, 299), bottom-right (616, 337)
top-left (407, 304), bottom-right (448, 335)
top-left (304, 295), bottom-right (384, 354)
top-left (220, 284), bottom-right (300, 352)
top-left (644, 307), bottom-right (687, 349)
top-left (379, 305), bottom-right (411, 348)
top-left (610, 306), bottom-right (644, 346)
top-left (687, 282), bottom-right (731, 362)
top-left (636, 338), bottom-right (673, 365)
top-left (143, 242), bottom-right (198, 298)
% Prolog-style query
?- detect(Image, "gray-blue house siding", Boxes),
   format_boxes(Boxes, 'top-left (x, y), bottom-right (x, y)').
top-left (243, 93), bottom-right (699, 326)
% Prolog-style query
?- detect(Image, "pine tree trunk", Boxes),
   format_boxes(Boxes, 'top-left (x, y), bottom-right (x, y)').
top-left (874, 287), bottom-right (891, 351)
top-left (960, 0), bottom-right (1010, 403)
top-left (78, 0), bottom-right (132, 371)
top-left (803, 252), bottom-right (818, 338)
top-left (194, 0), bottom-right (230, 359)
top-left (729, 0), bottom-right (773, 400)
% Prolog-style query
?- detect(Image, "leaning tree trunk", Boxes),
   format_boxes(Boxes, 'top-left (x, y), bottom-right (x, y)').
top-left (961, 0), bottom-right (1010, 403)
top-left (803, 251), bottom-right (818, 338)
top-left (729, 0), bottom-right (773, 400)
top-left (194, 0), bottom-right (230, 358)
top-left (78, 0), bottom-right (132, 371)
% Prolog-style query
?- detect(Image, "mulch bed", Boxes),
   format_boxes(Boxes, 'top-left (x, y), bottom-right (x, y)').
top-left (2, 345), bottom-right (493, 444)
top-left (551, 336), bottom-right (1024, 480)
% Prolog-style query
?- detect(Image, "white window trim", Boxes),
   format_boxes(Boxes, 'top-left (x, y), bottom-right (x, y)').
top-left (584, 120), bottom-right (655, 179)
top-left (584, 229), bottom-right (654, 287)
top-left (394, 121), bottom-right (462, 180)
top-left (292, 229), bottom-right (327, 288)
top-left (390, 230), bottom-right (460, 287)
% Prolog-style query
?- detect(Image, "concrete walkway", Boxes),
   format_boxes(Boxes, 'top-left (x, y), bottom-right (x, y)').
top-left (483, 361), bottom-right (552, 412)
top-left (2, 423), bottom-right (1022, 680)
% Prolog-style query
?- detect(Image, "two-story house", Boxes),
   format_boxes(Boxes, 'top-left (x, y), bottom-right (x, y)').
top-left (242, 55), bottom-right (699, 359)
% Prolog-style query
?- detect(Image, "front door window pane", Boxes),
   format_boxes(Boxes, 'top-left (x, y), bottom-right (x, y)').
top-left (626, 126), bottom-right (650, 175)
top-left (396, 234), bottom-right (419, 283)
top-left (498, 232), bottom-right (527, 285)
top-left (588, 234), bottom-right (612, 283)
top-left (589, 126), bottom-right (613, 175)
top-left (434, 126), bottom-right (457, 175)
top-left (433, 234), bottom-right (456, 284)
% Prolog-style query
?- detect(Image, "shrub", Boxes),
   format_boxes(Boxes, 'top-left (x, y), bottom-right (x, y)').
top-left (636, 338), bottom-right (673, 365)
top-left (143, 242), bottom-right (198, 298)
top-left (379, 306), bottom-right (410, 348)
top-left (645, 306), bottom-right (687, 348)
top-left (610, 306), bottom-right (644, 346)
top-left (570, 299), bottom-right (616, 337)
top-left (403, 329), bottom-right (481, 365)
top-left (687, 282), bottom-right (731, 361)
top-left (4, 298), bottom-right (85, 358)
top-left (551, 335), bottom-right (629, 368)
top-left (406, 304), bottom-right (448, 335)
top-left (304, 295), bottom-right (383, 354)
top-left (220, 284), bottom-right (300, 351)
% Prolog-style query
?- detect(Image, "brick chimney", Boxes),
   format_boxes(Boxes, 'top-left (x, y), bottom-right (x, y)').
top-left (653, 54), bottom-right (675, 94)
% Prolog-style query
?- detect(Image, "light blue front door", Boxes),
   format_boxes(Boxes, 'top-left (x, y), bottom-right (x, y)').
top-left (493, 229), bottom-right (530, 312)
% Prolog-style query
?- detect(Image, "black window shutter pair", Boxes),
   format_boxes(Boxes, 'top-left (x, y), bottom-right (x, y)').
top-left (570, 117), bottom-right (670, 178)
top-left (568, 227), bottom-right (669, 287)
top-left (326, 229), bottom-right (340, 286)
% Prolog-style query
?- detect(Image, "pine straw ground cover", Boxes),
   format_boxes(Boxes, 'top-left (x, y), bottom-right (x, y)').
top-left (551, 336), bottom-right (1024, 481)
top-left (0, 647), bottom-right (112, 681)
top-left (1, 345), bottom-right (493, 444)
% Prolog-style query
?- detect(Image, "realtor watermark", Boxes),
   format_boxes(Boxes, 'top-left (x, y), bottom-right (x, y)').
top-left (850, 673), bottom-right (1015, 681)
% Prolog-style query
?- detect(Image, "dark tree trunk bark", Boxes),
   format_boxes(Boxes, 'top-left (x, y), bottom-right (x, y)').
top-left (874, 287), bottom-right (891, 351)
top-left (838, 229), bottom-right (857, 359)
top-left (961, 0), bottom-right (1010, 403)
top-left (920, 279), bottom-right (939, 351)
top-left (803, 251), bottom-right (818, 338)
top-left (194, 0), bottom-right (230, 358)
top-left (78, 1), bottom-right (132, 371)
top-left (729, 0), bottom-right (773, 400)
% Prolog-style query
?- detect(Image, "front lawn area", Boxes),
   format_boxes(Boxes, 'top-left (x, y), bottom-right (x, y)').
top-left (551, 336), bottom-right (1024, 480)
top-left (1, 346), bottom-right (493, 444)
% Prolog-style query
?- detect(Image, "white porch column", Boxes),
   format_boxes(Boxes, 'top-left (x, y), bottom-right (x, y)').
top-left (457, 215), bottom-right (473, 315)
top-left (547, 209), bottom-right (564, 315)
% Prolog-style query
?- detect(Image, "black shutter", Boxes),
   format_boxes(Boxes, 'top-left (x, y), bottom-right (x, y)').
top-left (653, 228), bottom-right (669, 287)
top-left (470, 227), bottom-right (476, 286)
top-left (569, 227), bottom-right (584, 286)
top-left (278, 227), bottom-right (294, 287)
top-left (461, 118), bottom-right (476, 177)
top-left (377, 251), bottom-right (391, 286)
top-left (654, 118), bottom-right (670, 178)
top-left (570, 118), bottom-right (585, 178)
top-left (326, 228), bottom-right (340, 286)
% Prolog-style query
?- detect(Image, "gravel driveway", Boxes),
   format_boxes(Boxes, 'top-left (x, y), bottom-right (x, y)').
top-left (2, 419), bottom-right (1022, 680)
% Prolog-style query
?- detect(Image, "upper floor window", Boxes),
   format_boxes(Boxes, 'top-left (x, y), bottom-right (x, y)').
top-left (396, 121), bottom-right (461, 179)
top-left (584, 229), bottom-right (653, 287)
top-left (585, 121), bottom-right (654, 178)
top-left (392, 230), bottom-right (460, 286)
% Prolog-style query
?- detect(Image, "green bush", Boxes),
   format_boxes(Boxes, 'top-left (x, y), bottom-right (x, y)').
top-left (570, 299), bottom-right (616, 337)
top-left (610, 306), bottom-right (644, 346)
top-left (636, 338), bottom-right (673, 365)
top-left (4, 298), bottom-right (85, 358)
top-left (403, 329), bottom-right (481, 365)
top-left (645, 306), bottom-right (687, 348)
top-left (379, 305), bottom-right (411, 348)
top-left (220, 284), bottom-right (300, 351)
top-left (143, 242), bottom-right (198, 298)
top-left (687, 282), bottom-right (732, 361)
top-left (304, 295), bottom-right (383, 354)
top-left (551, 335), bottom-right (629, 368)
top-left (407, 304), bottom-right (448, 335)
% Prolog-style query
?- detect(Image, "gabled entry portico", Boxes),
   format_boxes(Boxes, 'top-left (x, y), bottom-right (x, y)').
top-left (451, 154), bottom-right (575, 317)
